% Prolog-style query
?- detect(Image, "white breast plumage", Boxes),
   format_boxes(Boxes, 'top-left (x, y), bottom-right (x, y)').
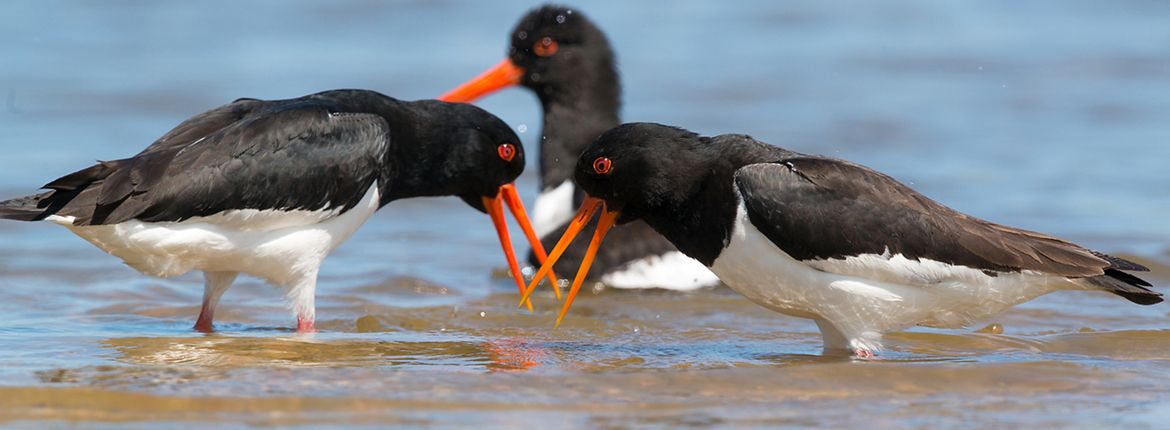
top-left (709, 197), bottom-right (1077, 354)
top-left (46, 183), bottom-right (381, 284)
top-left (531, 180), bottom-right (576, 238)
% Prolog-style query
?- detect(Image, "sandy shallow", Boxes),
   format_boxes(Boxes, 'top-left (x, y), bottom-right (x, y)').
top-left (1, 253), bottom-right (1168, 428)
top-left (2, 1), bottom-right (1169, 428)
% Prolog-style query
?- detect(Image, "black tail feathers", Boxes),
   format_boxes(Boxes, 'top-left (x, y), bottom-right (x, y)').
top-left (0, 192), bottom-right (54, 221)
top-left (0, 160), bottom-right (118, 224)
top-left (1084, 253), bottom-right (1162, 305)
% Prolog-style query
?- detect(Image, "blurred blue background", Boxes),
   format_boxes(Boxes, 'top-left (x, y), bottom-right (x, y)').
top-left (1, 0), bottom-right (1168, 259)
top-left (1, 4), bottom-right (1169, 426)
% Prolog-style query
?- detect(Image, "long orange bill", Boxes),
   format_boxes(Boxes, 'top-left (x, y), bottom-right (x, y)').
top-left (438, 58), bottom-right (524, 103)
top-left (554, 206), bottom-right (618, 327)
top-left (498, 183), bottom-right (560, 299)
top-left (518, 196), bottom-right (604, 307)
top-left (484, 184), bottom-right (540, 312)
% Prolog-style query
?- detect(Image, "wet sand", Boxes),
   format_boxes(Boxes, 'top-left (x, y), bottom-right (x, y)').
top-left (1, 251), bottom-right (1168, 428)
top-left (2, 1), bottom-right (1169, 428)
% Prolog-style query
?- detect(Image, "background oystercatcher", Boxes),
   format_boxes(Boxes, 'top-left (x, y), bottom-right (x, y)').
top-left (439, 5), bottom-right (719, 291)
top-left (527, 122), bottom-right (1161, 356)
top-left (0, 89), bottom-right (551, 333)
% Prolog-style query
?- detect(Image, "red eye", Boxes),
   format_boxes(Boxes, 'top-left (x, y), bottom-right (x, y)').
top-left (593, 157), bottom-right (612, 174)
top-left (534, 37), bottom-right (558, 57)
top-left (497, 143), bottom-right (516, 162)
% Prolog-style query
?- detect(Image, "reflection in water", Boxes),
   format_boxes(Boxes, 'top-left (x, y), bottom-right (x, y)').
top-left (3, 289), bottom-right (1169, 427)
top-left (1, 0), bottom-right (1170, 427)
top-left (11, 354), bottom-right (1170, 428)
top-left (483, 339), bottom-right (547, 372)
top-left (104, 335), bottom-right (494, 369)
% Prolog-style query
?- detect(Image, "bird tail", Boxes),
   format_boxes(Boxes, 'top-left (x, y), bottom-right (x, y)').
top-left (0, 162), bottom-right (118, 223)
top-left (1079, 252), bottom-right (1162, 305)
top-left (0, 191), bottom-right (55, 221)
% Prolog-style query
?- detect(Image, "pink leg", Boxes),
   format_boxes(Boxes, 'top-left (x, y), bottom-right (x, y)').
top-left (287, 270), bottom-right (318, 333)
top-left (854, 348), bottom-right (875, 359)
top-left (192, 271), bottom-right (237, 333)
top-left (194, 302), bottom-right (215, 333)
top-left (296, 315), bottom-right (316, 333)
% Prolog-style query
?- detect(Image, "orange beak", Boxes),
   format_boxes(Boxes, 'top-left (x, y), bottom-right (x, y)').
top-left (439, 59), bottom-right (525, 103)
top-left (519, 196), bottom-right (619, 327)
top-left (483, 184), bottom-right (560, 312)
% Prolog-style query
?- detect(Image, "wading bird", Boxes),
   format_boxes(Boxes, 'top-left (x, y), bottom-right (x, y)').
top-left (441, 5), bottom-right (719, 291)
top-left (525, 123), bottom-right (1160, 357)
top-left (0, 89), bottom-right (554, 332)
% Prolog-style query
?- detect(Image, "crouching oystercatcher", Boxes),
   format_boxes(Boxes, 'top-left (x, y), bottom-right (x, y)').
top-left (0, 89), bottom-right (555, 333)
top-left (524, 122), bottom-right (1161, 356)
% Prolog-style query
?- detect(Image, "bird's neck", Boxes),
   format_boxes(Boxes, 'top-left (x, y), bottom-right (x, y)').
top-left (377, 102), bottom-right (468, 204)
top-left (638, 166), bottom-right (740, 267)
top-left (638, 137), bottom-right (799, 266)
top-left (536, 75), bottom-right (620, 191)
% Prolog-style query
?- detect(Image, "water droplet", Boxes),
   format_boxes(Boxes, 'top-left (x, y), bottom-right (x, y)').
top-left (567, 10), bottom-right (573, 14)
top-left (556, 14), bottom-right (566, 24)
top-left (633, 327), bottom-right (640, 333)
top-left (590, 282), bottom-right (605, 293)
top-left (977, 65), bottom-right (984, 71)
top-left (521, 266), bottom-right (534, 276)
top-left (517, 31), bottom-right (528, 40)
top-left (531, 72), bottom-right (541, 82)
top-left (479, 311), bottom-right (486, 318)
top-left (517, 124), bottom-right (528, 133)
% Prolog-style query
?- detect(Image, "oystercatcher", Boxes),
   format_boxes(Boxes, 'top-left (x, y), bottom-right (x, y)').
top-left (440, 5), bottom-right (719, 291)
top-left (524, 123), bottom-right (1161, 356)
top-left (0, 89), bottom-right (554, 333)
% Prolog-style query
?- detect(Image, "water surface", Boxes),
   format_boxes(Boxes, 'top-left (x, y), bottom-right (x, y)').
top-left (1, 1), bottom-right (1169, 428)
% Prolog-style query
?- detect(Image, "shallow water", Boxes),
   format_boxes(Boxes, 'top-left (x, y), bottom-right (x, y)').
top-left (1, 1), bottom-right (1169, 428)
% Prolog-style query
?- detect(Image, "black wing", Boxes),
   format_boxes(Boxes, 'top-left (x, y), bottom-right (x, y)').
top-left (733, 158), bottom-right (1145, 278)
top-left (35, 100), bottom-right (389, 225)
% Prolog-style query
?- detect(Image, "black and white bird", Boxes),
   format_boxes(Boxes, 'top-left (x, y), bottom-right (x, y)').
top-left (525, 123), bottom-right (1161, 357)
top-left (0, 89), bottom-right (553, 333)
top-left (439, 5), bottom-right (719, 291)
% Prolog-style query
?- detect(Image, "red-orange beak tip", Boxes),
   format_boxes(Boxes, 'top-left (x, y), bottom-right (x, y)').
top-left (498, 183), bottom-right (561, 299)
top-left (483, 194), bottom-right (534, 312)
top-left (494, 183), bottom-right (562, 307)
top-left (553, 204), bottom-right (619, 328)
top-left (519, 198), bottom-right (603, 307)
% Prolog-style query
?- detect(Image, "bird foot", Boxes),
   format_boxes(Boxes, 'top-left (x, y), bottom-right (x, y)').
top-left (193, 321), bottom-right (215, 333)
top-left (854, 348), bottom-right (875, 359)
top-left (296, 315), bottom-right (316, 333)
top-left (193, 307), bottom-right (215, 333)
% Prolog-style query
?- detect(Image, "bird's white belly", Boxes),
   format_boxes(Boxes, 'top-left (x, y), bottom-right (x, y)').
top-left (601, 251), bottom-right (720, 291)
top-left (47, 184), bottom-right (381, 285)
top-left (532, 180), bottom-right (576, 239)
top-left (709, 202), bottom-right (1072, 336)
